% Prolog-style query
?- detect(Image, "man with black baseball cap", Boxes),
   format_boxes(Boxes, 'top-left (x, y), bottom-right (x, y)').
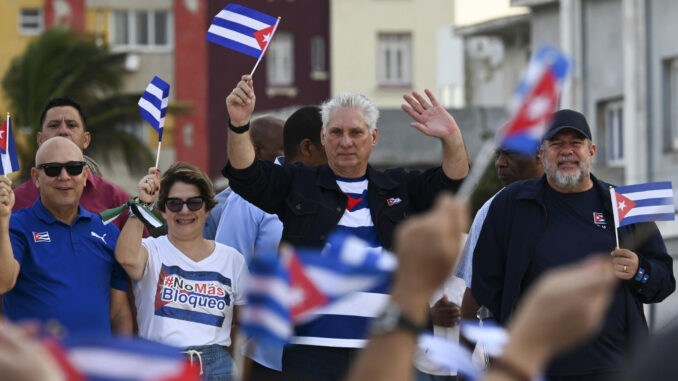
top-left (472, 109), bottom-right (675, 380)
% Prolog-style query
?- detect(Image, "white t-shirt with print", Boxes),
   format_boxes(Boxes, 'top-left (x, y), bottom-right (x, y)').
top-left (134, 236), bottom-right (248, 348)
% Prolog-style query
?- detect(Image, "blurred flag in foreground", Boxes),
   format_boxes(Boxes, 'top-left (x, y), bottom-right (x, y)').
top-left (0, 113), bottom-right (20, 175)
top-left (240, 232), bottom-right (395, 344)
top-left (497, 45), bottom-right (570, 154)
top-left (610, 181), bottom-right (675, 227)
top-left (139, 76), bottom-right (170, 141)
top-left (207, 3), bottom-right (280, 59)
top-left (45, 335), bottom-right (200, 381)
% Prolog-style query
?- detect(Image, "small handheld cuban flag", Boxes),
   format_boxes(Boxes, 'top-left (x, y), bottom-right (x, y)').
top-left (139, 76), bottom-right (170, 168)
top-left (497, 45), bottom-right (570, 154)
top-left (610, 182), bottom-right (675, 227)
top-left (0, 113), bottom-right (20, 176)
top-left (609, 182), bottom-right (675, 248)
top-left (206, 3), bottom-right (281, 76)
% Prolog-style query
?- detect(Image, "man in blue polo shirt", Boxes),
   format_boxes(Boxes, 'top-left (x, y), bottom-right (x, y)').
top-left (0, 137), bottom-right (128, 336)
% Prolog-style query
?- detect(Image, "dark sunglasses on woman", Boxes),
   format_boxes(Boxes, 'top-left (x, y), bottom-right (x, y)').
top-left (37, 161), bottom-right (87, 177)
top-left (165, 196), bottom-right (205, 212)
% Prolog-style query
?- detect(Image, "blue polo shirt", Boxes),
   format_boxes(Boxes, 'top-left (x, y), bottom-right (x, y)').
top-left (3, 198), bottom-right (127, 336)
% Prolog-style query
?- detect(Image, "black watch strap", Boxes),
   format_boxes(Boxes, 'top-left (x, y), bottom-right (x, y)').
top-left (228, 119), bottom-right (250, 134)
top-left (371, 301), bottom-right (425, 336)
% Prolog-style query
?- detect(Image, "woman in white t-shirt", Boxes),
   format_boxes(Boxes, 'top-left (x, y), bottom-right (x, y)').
top-left (115, 162), bottom-right (248, 381)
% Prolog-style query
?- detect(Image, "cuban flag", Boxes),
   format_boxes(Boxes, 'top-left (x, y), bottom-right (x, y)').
top-left (206, 4), bottom-right (280, 59)
top-left (610, 182), bottom-right (675, 227)
top-left (0, 113), bottom-right (20, 175)
top-left (497, 45), bottom-right (570, 154)
top-left (138, 76), bottom-right (170, 141)
top-left (44, 335), bottom-right (200, 381)
top-left (240, 232), bottom-right (396, 344)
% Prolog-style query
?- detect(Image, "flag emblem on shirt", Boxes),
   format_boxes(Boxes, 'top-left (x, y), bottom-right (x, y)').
top-left (139, 76), bottom-right (170, 141)
top-left (33, 231), bottom-right (51, 242)
top-left (497, 45), bottom-right (570, 154)
top-left (206, 4), bottom-right (280, 59)
top-left (609, 181), bottom-right (675, 227)
top-left (387, 197), bottom-right (402, 206)
top-left (593, 212), bottom-right (606, 225)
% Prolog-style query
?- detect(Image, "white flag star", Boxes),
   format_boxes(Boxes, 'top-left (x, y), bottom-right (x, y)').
top-left (0, 130), bottom-right (4, 139)
top-left (618, 200), bottom-right (627, 211)
top-left (262, 33), bottom-right (272, 43)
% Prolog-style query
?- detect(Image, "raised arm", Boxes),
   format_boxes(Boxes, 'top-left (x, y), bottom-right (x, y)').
top-left (226, 74), bottom-right (257, 169)
top-left (115, 168), bottom-right (159, 281)
top-left (0, 177), bottom-right (19, 294)
top-left (402, 89), bottom-right (469, 180)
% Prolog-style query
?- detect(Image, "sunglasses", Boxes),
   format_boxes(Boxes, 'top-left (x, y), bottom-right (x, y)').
top-left (37, 161), bottom-right (87, 177)
top-left (165, 196), bottom-right (205, 212)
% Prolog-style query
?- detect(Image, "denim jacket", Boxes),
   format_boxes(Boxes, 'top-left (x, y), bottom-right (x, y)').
top-left (222, 159), bottom-right (463, 250)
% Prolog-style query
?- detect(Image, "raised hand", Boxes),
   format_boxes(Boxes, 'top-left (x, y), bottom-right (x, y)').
top-left (0, 178), bottom-right (14, 220)
top-left (226, 74), bottom-right (256, 126)
top-left (401, 89), bottom-right (460, 139)
top-left (138, 167), bottom-right (160, 205)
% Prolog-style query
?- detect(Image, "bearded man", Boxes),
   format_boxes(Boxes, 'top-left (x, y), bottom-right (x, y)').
top-left (471, 109), bottom-right (675, 381)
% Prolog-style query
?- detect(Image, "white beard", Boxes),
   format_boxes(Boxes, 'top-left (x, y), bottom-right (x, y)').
top-left (544, 154), bottom-right (592, 189)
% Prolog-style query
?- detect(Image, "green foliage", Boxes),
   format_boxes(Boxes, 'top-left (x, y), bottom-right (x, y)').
top-left (2, 27), bottom-right (152, 181)
top-left (469, 156), bottom-right (502, 218)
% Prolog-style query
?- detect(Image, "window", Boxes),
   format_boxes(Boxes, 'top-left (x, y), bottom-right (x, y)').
top-left (665, 58), bottom-right (678, 150)
top-left (19, 8), bottom-right (44, 35)
top-left (377, 33), bottom-right (412, 87)
top-left (600, 100), bottom-right (624, 165)
top-left (311, 35), bottom-right (327, 76)
top-left (111, 10), bottom-right (172, 51)
top-left (267, 32), bottom-right (294, 87)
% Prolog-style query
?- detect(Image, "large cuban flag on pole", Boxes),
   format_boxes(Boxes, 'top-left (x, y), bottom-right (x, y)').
top-left (0, 113), bottom-right (20, 176)
top-left (138, 76), bottom-right (170, 168)
top-left (206, 3), bottom-right (281, 76)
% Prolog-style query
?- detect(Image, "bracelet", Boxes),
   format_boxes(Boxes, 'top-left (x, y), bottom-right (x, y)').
top-left (228, 119), bottom-right (250, 134)
top-left (490, 357), bottom-right (532, 381)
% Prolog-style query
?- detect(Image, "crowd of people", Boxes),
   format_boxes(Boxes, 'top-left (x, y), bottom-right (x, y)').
top-left (0, 72), bottom-right (674, 381)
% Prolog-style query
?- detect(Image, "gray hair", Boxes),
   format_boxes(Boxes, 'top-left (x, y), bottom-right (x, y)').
top-left (320, 92), bottom-right (379, 135)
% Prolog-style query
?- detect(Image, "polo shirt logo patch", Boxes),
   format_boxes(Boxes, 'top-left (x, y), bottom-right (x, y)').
top-left (33, 232), bottom-right (51, 242)
top-left (154, 264), bottom-right (232, 327)
top-left (387, 198), bottom-right (402, 206)
top-left (593, 212), bottom-right (606, 224)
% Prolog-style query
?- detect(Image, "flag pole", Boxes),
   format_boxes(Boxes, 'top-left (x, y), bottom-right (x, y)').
top-left (456, 140), bottom-right (496, 203)
top-left (2, 113), bottom-right (9, 178)
top-left (249, 17), bottom-right (281, 77)
top-left (154, 140), bottom-right (162, 169)
top-left (609, 186), bottom-right (621, 248)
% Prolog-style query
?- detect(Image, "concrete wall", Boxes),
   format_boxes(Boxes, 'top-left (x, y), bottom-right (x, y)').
top-left (331, 0), bottom-right (455, 107)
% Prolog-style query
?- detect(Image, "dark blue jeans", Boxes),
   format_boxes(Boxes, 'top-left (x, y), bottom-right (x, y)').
top-left (282, 344), bottom-right (359, 381)
top-left (185, 344), bottom-right (234, 381)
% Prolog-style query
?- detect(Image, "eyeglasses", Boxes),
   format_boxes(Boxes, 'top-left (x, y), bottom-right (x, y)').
top-left (165, 196), bottom-right (205, 212)
top-left (37, 161), bottom-right (87, 177)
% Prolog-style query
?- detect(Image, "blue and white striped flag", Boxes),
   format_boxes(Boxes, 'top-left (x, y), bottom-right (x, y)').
top-left (206, 4), bottom-right (280, 59)
top-left (610, 181), bottom-right (675, 227)
top-left (138, 76), bottom-right (170, 141)
top-left (240, 232), bottom-right (396, 344)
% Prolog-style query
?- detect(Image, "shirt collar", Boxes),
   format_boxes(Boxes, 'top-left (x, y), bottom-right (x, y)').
top-left (33, 197), bottom-right (93, 225)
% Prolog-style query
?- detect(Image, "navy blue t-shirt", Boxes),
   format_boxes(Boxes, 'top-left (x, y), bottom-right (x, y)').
top-left (525, 185), bottom-right (628, 376)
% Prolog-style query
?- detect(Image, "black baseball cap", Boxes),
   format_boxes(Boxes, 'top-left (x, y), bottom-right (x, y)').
top-left (543, 109), bottom-right (592, 141)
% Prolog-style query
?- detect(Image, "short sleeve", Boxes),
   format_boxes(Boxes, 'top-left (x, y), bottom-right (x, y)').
top-left (233, 253), bottom-right (250, 306)
top-left (110, 262), bottom-right (129, 291)
top-left (9, 216), bottom-right (28, 265)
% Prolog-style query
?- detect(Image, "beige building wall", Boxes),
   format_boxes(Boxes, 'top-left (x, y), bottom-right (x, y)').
top-left (331, 0), bottom-right (455, 107)
top-left (454, 0), bottom-right (528, 27)
top-left (0, 0), bottom-right (45, 112)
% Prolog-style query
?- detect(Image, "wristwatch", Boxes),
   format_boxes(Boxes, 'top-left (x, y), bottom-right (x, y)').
top-left (370, 301), bottom-right (424, 336)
